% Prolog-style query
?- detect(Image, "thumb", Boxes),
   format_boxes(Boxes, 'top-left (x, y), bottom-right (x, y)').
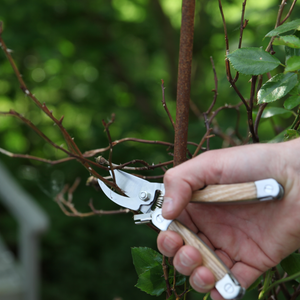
top-left (162, 143), bottom-right (280, 220)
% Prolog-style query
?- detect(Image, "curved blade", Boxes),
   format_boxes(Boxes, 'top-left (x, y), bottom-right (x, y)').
top-left (110, 170), bottom-right (153, 198)
top-left (98, 170), bottom-right (165, 213)
top-left (98, 179), bottom-right (143, 211)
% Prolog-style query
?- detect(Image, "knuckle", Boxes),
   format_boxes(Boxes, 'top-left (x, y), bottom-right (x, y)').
top-left (164, 168), bottom-right (178, 186)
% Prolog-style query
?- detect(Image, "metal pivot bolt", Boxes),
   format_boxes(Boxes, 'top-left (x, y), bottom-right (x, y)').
top-left (224, 283), bottom-right (234, 294)
top-left (156, 214), bottom-right (164, 223)
top-left (139, 191), bottom-right (151, 201)
top-left (215, 274), bottom-right (245, 300)
top-left (255, 179), bottom-right (283, 200)
top-left (264, 185), bottom-right (273, 194)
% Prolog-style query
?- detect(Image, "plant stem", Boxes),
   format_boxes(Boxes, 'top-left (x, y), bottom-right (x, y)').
top-left (174, 0), bottom-right (195, 166)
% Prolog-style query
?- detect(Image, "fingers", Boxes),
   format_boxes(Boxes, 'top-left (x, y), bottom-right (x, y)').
top-left (158, 231), bottom-right (215, 292)
top-left (162, 143), bottom-right (283, 220)
top-left (158, 231), bottom-right (264, 298)
top-left (157, 230), bottom-right (183, 256)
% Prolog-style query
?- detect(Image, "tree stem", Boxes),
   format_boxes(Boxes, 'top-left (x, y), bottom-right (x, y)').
top-left (174, 0), bottom-right (195, 166)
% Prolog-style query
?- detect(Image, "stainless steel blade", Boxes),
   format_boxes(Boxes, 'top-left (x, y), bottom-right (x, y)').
top-left (98, 179), bottom-right (143, 211)
top-left (98, 170), bottom-right (165, 213)
top-left (109, 169), bottom-right (150, 198)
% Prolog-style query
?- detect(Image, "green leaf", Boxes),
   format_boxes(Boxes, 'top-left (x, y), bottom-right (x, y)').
top-left (284, 95), bottom-right (300, 109)
top-left (284, 129), bottom-right (300, 141)
top-left (285, 56), bottom-right (300, 72)
top-left (273, 35), bottom-right (300, 48)
top-left (135, 265), bottom-right (166, 296)
top-left (285, 46), bottom-right (300, 63)
top-left (268, 129), bottom-right (288, 143)
top-left (265, 19), bottom-right (300, 37)
top-left (281, 253), bottom-right (300, 282)
top-left (289, 83), bottom-right (300, 95)
top-left (227, 48), bottom-right (281, 75)
top-left (131, 247), bottom-right (163, 276)
top-left (257, 73), bottom-right (298, 104)
top-left (261, 107), bottom-right (292, 118)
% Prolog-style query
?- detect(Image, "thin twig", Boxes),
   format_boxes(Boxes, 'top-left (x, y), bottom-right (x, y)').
top-left (162, 255), bottom-right (172, 299)
top-left (97, 156), bottom-right (173, 171)
top-left (274, 269), bottom-right (290, 300)
top-left (102, 113), bottom-right (116, 182)
top-left (238, 0), bottom-right (248, 49)
top-left (193, 129), bottom-right (214, 157)
top-left (89, 199), bottom-right (130, 215)
top-left (280, 0), bottom-right (297, 24)
top-left (161, 79), bottom-right (175, 129)
top-left (0, 31), bottom-right (114, 187)
top-left (266, 0), bottom-right (293, 52)
top-left (205, 57), bottom-right (218, 115)
top-left (55, 182), bottom-right (130, 217)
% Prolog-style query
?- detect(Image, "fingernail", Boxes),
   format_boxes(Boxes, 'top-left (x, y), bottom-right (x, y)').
top-left (192, 273), bottom-right (214, 290)
top-left (179, 251), bottom-right (194, 267)
top-left (164, 236), bottom-right (178, 253)
top-left (162, 197), bottom-right (173, 217)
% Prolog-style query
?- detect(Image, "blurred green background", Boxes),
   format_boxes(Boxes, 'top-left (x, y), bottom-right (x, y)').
top-left (0, 0), bottom-right (299, 299)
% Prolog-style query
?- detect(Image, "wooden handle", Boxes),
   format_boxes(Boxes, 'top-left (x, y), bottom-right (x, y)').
top-left (168, 220), bottom-right (229, 281)
top-left (191, 182), bottom-right (257, 203)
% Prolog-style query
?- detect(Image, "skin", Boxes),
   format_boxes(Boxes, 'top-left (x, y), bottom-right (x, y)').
top-left (157, 138), bottom-right (300, 300)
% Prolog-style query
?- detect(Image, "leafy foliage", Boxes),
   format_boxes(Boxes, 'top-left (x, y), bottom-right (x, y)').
top-left (227, 48), bottom-right (281, 75)
top-left (273, 35), bottom-right (300, 48)
top-left (265, 19), bottom-right (300, 37)
top-left (132, 247), bottom-right (187, 297)
top-left (257, 73), bottom-right (298, 104)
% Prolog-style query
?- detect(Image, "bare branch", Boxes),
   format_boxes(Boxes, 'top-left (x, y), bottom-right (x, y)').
top-left (205, 57), bottom-right (218, 116)
top-left (161, 79), bottom-right (175, 129)
top-left (102, 113), bottom-right (116, 182)
top-left (280, 0), bottom-right (297, 24)
top-left (238, 0), bottom-right (248, 49)
top-left (97, 156), bottom-right (173, 171)
top-left (55, 180), bottom-right (130, 217)
top-left (192, 129), bottom-right (214, 158)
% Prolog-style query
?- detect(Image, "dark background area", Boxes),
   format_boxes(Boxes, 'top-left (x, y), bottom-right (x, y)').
top-left (0, 0), bottom-right (299, 299)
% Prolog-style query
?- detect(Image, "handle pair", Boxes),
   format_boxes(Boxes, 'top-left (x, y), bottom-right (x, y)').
top-left (190, 178), bottom-right (283, 203)
top-left (168, 220), bottom-right (244, 299)
top-left (163, 179), bottom-right (283, 299)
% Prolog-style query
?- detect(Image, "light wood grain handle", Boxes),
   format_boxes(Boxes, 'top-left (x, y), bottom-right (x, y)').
top-left (168, 220), bottom-right (229, 281)
top-left (191, 182), bottom-right (257, 203)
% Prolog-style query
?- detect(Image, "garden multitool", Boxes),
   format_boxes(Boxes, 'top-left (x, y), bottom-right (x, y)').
top-left (98, 169), bottom-right (284, 300)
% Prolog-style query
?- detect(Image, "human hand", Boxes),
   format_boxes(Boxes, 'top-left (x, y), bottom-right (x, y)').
top-left (157, 138), bottom-right (300, 299)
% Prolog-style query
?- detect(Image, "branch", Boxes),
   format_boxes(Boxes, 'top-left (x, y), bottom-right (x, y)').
top-left (205, 57), bottom-right (218, 116)
top-left (266, 0), bottom-right (296, 52)
top-left (161, 79), bottom-right (175, 129)
top-left (102, 113), bottom-right (116, 182)
top-left (174, 0), bottom-right (195, 166)
top-left (55, 180), bottom-right (130, 217)
top-left (162, 255), bottom-right (172, 298)
top-left (238, 0), bottom-right (248, 49)
top-left (280, 0), bottom-right (297, 24)
top-left (0, 30), bottom-right (119, 188)
top-left (192, 129), bottom-right (214, 157)
top-left (97, 156), bottom-right (173, 171)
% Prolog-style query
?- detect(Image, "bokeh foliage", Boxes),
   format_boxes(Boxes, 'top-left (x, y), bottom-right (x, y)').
top-left (0, 0), bottom-right (300, 299)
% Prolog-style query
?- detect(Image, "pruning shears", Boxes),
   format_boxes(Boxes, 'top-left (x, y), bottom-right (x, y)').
top-left (98, 170), bottom-right (284, 300)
